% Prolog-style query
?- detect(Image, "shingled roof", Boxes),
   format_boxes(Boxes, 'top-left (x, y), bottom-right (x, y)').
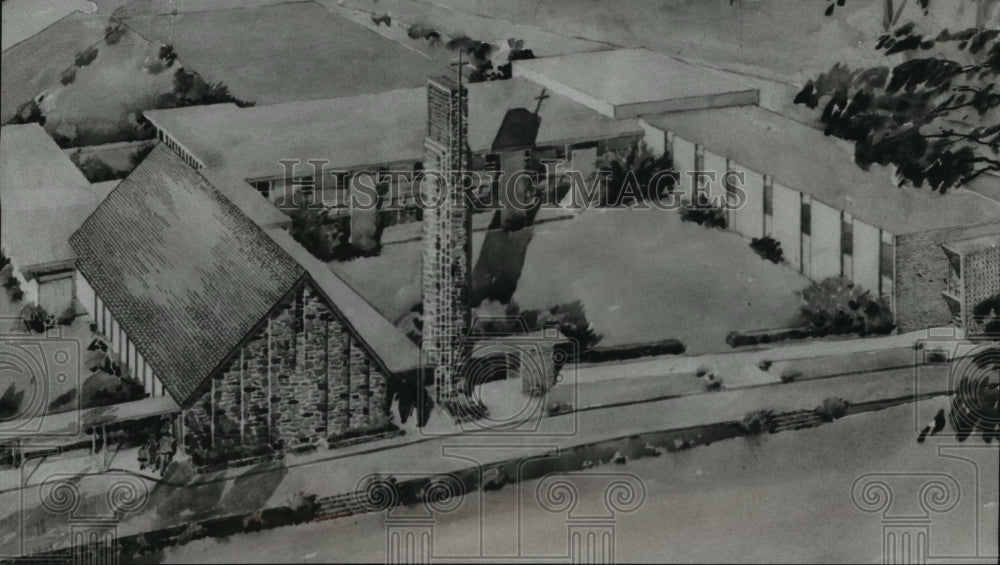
top-left (69, 145), bottom-right (306, 405)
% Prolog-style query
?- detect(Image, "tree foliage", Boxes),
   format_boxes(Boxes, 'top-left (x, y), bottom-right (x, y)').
top-left (799, 276), bottom-right (895, 335)
top-left (596, 141), bottom-right (675, 206)
top-left (797, 20), bottom-right (999, 192)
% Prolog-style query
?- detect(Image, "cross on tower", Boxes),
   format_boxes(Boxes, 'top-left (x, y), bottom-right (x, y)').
top-left (533, 88), bottom-right (550, 115)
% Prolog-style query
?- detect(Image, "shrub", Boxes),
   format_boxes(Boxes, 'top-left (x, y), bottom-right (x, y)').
top-left (578, 339), bottom-right (686, 363)
top-left (742, 409), bottom-right (775, 434)
top-left (8, 99), bottom-right (46, 125)
top-left (703, 374), bottom-right (724, 391)
top-left (800, 276), bottom-right (895, 336)
top-left (780, 369), bottom-right (802, 383)
top-left (188, 442), bottom-right (276, 469)
top-left (158, 44), bottom-right (177, 66)
top-left (407, 24), bottom-right (440, 41)
top-left (679, 201), bottom-right (727, 229)
top-left (750, 236), bottom-right (783, 263)
top-left (596, 142), bottom-right (676, 206)
top-left (21, 305), bottom-right (51, 333)
top-left (74, 156), bottom-right (121, 183)
top-left (5, 275), bottom-right (24, 302)
top-left (75, 46), bottom-right (99, 67)
top-left (171, 68), bottom-right (254, 108)
top-left (104, 24), bottom-right (127, 45)
top-left (289, 203), bottom-right (333, 260)
top-left (536, 300), bottom-right (602, 352)
top-left (60, 67), bottom-right (78, 86)
top-left (328, 422), bottom-right (400, 445)
top-left (815, 397), bottom-right (849, 421)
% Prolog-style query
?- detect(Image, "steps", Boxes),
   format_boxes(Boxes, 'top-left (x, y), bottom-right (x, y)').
top-left (769, 410), bottom-right (827, 433)
top-left (315, 491), bottom-right (383, 520)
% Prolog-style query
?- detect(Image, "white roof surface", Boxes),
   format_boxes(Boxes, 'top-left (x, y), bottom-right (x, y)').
top-left (144, 77), bottom-right (643, 181)
top-left (641, 105), bottom-right (1000, 235)
top-left (514, 48), bottom-right (759, 118)
top-left (0, 124), bottom-right (102, 272)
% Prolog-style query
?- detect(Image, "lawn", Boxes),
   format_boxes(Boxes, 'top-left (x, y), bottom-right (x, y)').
top-left (331, 207), bottom-right (811, 355)
top-left (0, 11), bottom-right (107, 123)
top-left (122, 0), bottom-right (447, 106)
top-left (1, 0), bottom-right (97, 51)
top-left (1, 11), bottom-right (181, 146)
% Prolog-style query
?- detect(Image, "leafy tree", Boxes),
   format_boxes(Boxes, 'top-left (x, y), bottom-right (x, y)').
top-left (797, 16), bottom-right (999, 192)
top-left (799, 276), bottom-right (895, 335)
top-left (596, 141), bottom-right (675, 206)
top-left (288, 202), bottom-right (332, 261)
top-left (7, 99), bottom-right (46, 126)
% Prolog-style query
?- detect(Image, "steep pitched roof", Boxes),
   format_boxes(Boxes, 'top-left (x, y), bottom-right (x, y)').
top-left (69, 145), bottom-right (306, 405)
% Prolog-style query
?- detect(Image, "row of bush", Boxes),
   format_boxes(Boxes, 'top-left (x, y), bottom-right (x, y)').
top-left (679, 200), bottom-right (727, 229)
top-left (579, 339), bottom-right (687, 363)
top-left (728, 276), bottom-right (896, 347)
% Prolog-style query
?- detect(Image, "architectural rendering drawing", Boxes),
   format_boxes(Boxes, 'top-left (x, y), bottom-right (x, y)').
top-left (1, 0), bottom-right (998, 563)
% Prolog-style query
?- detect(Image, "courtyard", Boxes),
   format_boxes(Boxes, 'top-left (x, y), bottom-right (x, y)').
top-left (331, 207), bottom-right (812, 355)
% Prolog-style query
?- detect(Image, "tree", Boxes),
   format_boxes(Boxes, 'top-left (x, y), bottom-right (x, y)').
top-left (289, 202), bottom-right (332, 261)
top-left (799, 276), bottom-right (895, 336)
top-left (796, 24), bottom-right (999, 192)
top-left (822, 1), bottom-right (999, 29)
top-left (595, 141), bottom-right (675, 206)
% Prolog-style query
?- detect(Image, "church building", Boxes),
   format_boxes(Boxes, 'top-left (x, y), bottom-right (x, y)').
top-left (69, 145), bottom-right (419, 458)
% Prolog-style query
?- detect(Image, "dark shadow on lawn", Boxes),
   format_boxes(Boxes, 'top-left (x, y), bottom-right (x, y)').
top-left (470, 211), bottom-right (535, 307)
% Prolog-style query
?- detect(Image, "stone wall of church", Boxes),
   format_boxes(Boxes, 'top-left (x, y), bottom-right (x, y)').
top-left (185, 280), bottom-right (390, 454)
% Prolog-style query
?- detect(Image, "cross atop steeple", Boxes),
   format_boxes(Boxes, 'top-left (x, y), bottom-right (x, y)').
top-left (533, 88), bottom-right (550, 115)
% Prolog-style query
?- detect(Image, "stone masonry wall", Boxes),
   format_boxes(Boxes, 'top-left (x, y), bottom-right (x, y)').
top-left (186, 280), bottom-right (392, 452)
top-left (895, 223), bottom-right (1000, 333)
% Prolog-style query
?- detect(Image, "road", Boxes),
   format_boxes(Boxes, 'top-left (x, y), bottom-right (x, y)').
top-left (159, 400), bottom-right (998, 563)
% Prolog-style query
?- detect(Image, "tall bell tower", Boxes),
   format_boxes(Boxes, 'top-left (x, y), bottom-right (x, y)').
top-left (421, 74), bottom-right (472, 404)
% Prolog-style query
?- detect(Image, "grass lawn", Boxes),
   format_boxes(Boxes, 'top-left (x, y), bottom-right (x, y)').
top-left (1, 0), bottom-right (97, 51)
top-left (0, 11), bottom-right (108, 122)
top-left (2, 11), bottom-right (181, 146)
top-left (122, 1), bottom-right (447, 106)
top-left (40, 24), bottom-right (179, 145)
top-left (331, 207), bottom-right (811, 355)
